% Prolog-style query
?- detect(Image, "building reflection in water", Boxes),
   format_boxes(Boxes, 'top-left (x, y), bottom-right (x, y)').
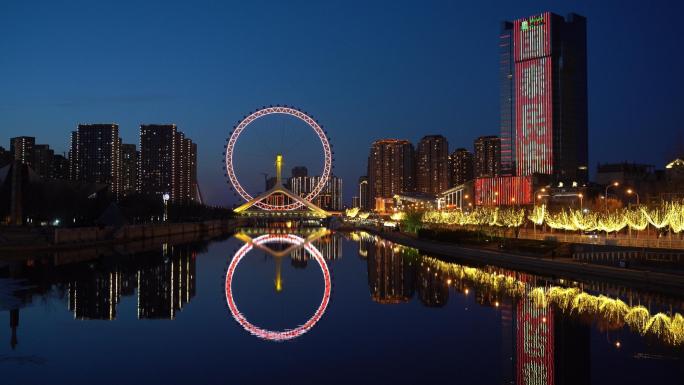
top-left (64, 244), bottom-right (196, 320)
top-left (367, 240), bottom-right (415, 304)
top-left (0, 241), bottom-right (202, 348)
top-left (354, 233), bottom-right (682, 385)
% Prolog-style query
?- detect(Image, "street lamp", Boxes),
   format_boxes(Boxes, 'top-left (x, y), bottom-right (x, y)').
top-left (163, 193), bottom-right (170, 222)
top-left (578, 193), bottom-right (583, 210)
top-left (626, 188), bottom-right (640, 206)
top-left (604, 182), bottom-right (619, 211)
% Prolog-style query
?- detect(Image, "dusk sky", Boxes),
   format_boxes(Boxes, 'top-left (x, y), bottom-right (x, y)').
top-left (2, 0), bottom-right (683, 207)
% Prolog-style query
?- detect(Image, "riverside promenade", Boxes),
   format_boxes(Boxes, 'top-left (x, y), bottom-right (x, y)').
top-left (356, 226), bottom-right (684, 295)
top-left (0, 219), bottom-right (241, 256)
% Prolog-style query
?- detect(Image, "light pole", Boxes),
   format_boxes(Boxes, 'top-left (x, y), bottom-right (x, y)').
top-left (163, 193), bottom-right (170, 222)
top-left (626, 189), bottom-right (639, 206)
top-left (578, 193), bottom-right (584, 210)
top-left (535, 187), bottom-right (548, 206)
top-left (604, 182), bottom-right (619, 211)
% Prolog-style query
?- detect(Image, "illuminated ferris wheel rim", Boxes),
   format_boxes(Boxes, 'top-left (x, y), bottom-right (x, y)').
top-left (225, 106), bottom-right (332, 211)
top-left (224, 234), bottom-right (332, 342)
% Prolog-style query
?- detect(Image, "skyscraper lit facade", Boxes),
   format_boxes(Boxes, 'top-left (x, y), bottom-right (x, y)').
top-left (503, 12), bottom-right (588, 182)
top-left (368, 139), bottom-right (415, 203)
top-left (416, 135), bottom-right (449, 195)
top-left (449, 148), bottom-right (474, 186)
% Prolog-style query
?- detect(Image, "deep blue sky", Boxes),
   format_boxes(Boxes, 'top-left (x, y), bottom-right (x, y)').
top-left (1, 0), bottom-right (683, 207)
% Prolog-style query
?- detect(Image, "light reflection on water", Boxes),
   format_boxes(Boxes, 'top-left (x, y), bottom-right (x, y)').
top-left (0, 228), bottom-right (682, 384)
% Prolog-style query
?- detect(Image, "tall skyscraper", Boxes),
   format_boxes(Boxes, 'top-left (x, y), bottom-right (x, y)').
top-left (474, 136), bottom-right (501, 178)
top-left (500, 21), bottom-right (516, 176)
top-left (70, 124), bottom-right (121, 196)
top-left (120, 143), bottom-right (138, 197)
top-left (139, 124), bottom-right (197, 202)
top-left (368, 139), bottom-right (415, 201)
top-left (358, 176), bottom-right (369, 211)
top-left (501, 12), bottom-right (588, 183)
top-left (416, 135), bottom-right (449, 195)
top-left (449, 148), bottom-right (474, 186)
top-left (9, 136), bottom-right (35, 167)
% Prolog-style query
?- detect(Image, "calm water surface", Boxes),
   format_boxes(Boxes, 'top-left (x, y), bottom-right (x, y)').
top-left (0, 229), bottom-right (682, 384)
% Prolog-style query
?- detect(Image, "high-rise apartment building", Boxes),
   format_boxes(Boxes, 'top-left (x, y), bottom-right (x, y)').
top-left (69, 124), bottom-right (121, 196)
top-left (449, 148), bottom-right (474, 186)
top-left (139, 124), bottom-right (197, 202)
top-left (416, 135), bottom-right (449, 195)
top-left (367, 139), bottom-right (415, 201)
top-left (500, 12), bottom-right (588, 183)
top-left (32, 144), bottom-right (54, 179)
top-left (52, 154), bottom-right (70, 180)
top-left (10, 136), bottom-right (35, 167)
top-left (474, 136), bottom-right (501, 178)
top-left (290, 175), bottom-right (343, 211)
top-left (120, 143), bottom-right (138, 197)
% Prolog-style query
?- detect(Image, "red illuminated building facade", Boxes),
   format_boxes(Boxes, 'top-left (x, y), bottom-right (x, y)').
top-left (479, 12), bottom-right (588, 206)
top-left (475, 175), bottom-right (534, 206)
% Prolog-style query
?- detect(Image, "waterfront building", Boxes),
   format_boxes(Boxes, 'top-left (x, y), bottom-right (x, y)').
top-left (449, 148), bottom-right (474, 186)
top-left (69, 124), bottom-right (121, 196)
top-left (474, 135), bottom-right (501, 178)
top-left (501, 12), bottom-right (588, 183)
top-left (290, 175), bottom-right (343, 211)
top-left (367, 139), bottom-right (415, 206)
top-left (139, 124), bottom-right (197, 202)
top-left (416, 135), bottom-right (449, 195)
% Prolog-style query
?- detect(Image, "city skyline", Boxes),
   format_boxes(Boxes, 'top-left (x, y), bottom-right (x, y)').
top-left (2, 1), bottom-right (683, 208)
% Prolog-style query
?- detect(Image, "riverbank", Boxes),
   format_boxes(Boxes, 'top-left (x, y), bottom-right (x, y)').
top-left (351, 225), bottom-right (684, 295)
top-left (0, 219), bottom-right (241, 256)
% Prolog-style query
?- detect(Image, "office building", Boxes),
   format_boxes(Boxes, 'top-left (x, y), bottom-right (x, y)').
top-left (416, 135), bottom-right (449, 195)
top-left (501, 12), bottom-right (588, 182)
top-left (449, 148), bottom-right (474, 186)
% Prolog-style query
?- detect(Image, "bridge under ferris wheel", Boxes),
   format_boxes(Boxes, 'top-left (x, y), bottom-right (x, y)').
top-left (233, 154), bottom-right (330, 219)
top-left (225, 106), bottom-right (333, 219)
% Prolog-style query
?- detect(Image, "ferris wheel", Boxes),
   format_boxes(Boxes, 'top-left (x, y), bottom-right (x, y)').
top-left (224, 105), bottom-right (333, 211)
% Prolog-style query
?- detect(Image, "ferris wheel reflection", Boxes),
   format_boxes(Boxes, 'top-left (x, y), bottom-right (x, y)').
top-left (225, 231), bottom-right (332, 342)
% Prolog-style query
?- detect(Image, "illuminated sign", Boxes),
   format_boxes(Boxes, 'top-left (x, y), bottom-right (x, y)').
top-left (521, 15), bottom-right (545, 31)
